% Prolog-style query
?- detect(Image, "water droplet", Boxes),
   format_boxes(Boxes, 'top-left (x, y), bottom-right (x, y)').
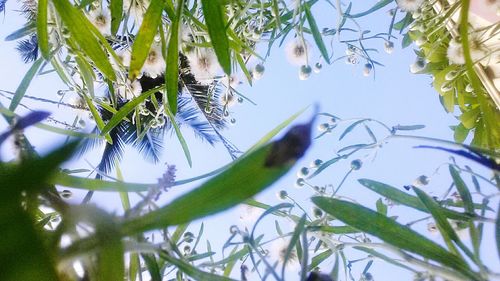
top-left (230, 117), bottom-right (236, 124)
top-left (60, 189), bottom-right (73, 199)
top-left (237, 97), bottom-right (244, 103)
top-left (313, 62), bottom-right (322, 73)
top-left (57, 90), bottom-right (65, 96)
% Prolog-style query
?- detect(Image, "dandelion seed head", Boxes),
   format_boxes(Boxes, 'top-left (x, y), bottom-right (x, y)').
top-left (88, 8), bottom-right (111, 36)
top-left (269, 238), bottom-right (300, 270)
top-left (396, 0), bottom-right (424, 12)
top-left (142, 44), bottom-right (165, 78)
top-left (285, 39), bottom-right (312, 66)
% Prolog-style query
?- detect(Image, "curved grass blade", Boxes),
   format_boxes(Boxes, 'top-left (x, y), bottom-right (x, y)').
top-left (52, 0), bottom-right (116, 80)
top-left (82, 94), bottom-right (113, 144)
top-left (163, 103), bottom-right (192, 167)
top-left (200, 0), bottom-right (231, 74)
top-left (9, 57), bottom-right (44, 112)
top-left (339, 119), bottom-right (367, 141)
top-left (52, 172), bottom-right (152, 192)
top-left (359, 179), bottom-right (474, 221)
top-left (449, 165), bottom-right (474, 214)
top-left (36, 0), bottom-right (49, 58)
top-left (100, 86), bottom-right (162, 136)
top-left (110, 0), bottom-right (123, 35)
top-left (128, 0), bottom-right (164, 80)
top-left (312, 197), bottom-right (478, 280)
top-left (347, 0), bottom-right (393, 18)
top-left (282, 215), bottom-right (307, 278)
top-left (165, 0), bottom-right (184, 115)
top-left (5, 23), bottom-right (35, 41)
top-left (413, 187), bottom-right (476, 263)
top-left (304, 5), bottom-right (330, 64)
top-left (121, 120), bottom-right (313, 234)
top-left (159, 252), bottom-right (236, 281)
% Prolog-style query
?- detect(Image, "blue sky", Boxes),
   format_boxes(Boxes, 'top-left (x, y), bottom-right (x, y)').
top-left (0, 1), bottom-right (497, 280)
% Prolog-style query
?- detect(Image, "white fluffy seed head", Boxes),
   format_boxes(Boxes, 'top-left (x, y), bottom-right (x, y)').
top-left (285, 39), bottom-right (312, 66)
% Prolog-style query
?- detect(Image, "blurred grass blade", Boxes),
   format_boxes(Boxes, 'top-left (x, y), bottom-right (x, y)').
top-left (354, 246), bottom-right (416, 272)
top-left (100, 86), bottom-right (162, 135)
top-left (128, 0), bottom-right (164, 80)
top-left (347, 0), bottom-right (393, 18)
top-left (339, 119), bottom-right (367, 140)
top-left (308, 250), bottom-right (333, 271)
top-left (96, 221), bottom-right (124, 281)
top-left (83, 94), bottom-right (113, 144)
top-left (165, 0), bottom-right (184, 114)
top-left (449, 165), bottom-right (475, 214)
top-left (141, 254), bottom-right (162, 281)
top-left (37, 0), bottom-right (49, 58)
top-left (163, 103), bottom-right (192, 167)
top-left (110, 0), bottom-right (123, 35)
top-left (9, 57), bottom-right (44, 112)
top-left (200, 0), bottom-right (231, 74)
top-left (5, 23), bottom-right (35, 41)
top-left (282, 215), bottom-right (307, 278)
top-left (75, 55), bottom-right (96, 98)
top-left (52, 172), bottom-right (152, 192)
top-left (121, 121), bottom-right (313, 234)
top-left (52, 0), bottom-right (116, 80)
top-left (312, 197), bottom-right (478, 279)
top-left (159, 252), bottom-right (236, 281)
top-left (304, 5), bottom-right (330, 64)
top-left (359, 179), bottom-right (473, 221)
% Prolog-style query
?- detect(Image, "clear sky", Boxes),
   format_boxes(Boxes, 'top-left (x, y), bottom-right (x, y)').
top-left (0, 1), bottom-right (497, 280)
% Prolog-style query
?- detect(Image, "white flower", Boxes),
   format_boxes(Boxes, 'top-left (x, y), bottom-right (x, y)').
top-left (67, 94), bottom-right (88, 119)
top-left (87, 8), bottom-right (111, 37)
top-left (187, 48), bottom-right (220, 83)
top-left (396, 0), bottom-right (424, 12)
top-left (446, 39), bottom-right (487, 65)
top-left (285, 39), bottom-right (312, 66)
top-left (124, 0), bottom-right (150, 25)
top-left (221, 92), bottom-right (237, 107)
top-left (238, 204), bottom-right (264, 228)
top-left (269, 237), bottom-right (300, 270)
top-left (409, 58), bottom-right (426, 73)
top-left (117, 47), bottom-right (132, 68)
top-left (117, 79), bottom-right (142, 100)
top-left (252, 64), bottom-right (265, 80)
top-left (141, 43), bottom-right (165, 78)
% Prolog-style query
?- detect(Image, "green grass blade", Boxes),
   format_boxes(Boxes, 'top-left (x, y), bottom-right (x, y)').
top-left (359, 179), bottom-right (474, 221)
top-left (312, 197), bottom-right (478, 279)
top-left (347, 0), bottom-right (393, 18)
top-left (163, 102), bottom-right (192, 167)
top-left (200, 0), bottom-right (231, 74)
top-left (100, 86), bottom-right (162, 136)
top-left (128, 0), bottom-right (164, 80)
top-left (449, 165), bottom-right (475, 214)
top-left (414, 187), bottom-right (476, 263)
top-left (165, 0), bottom-right (184, 115)
top-left (9, 58), bottom-right (44, 112)
top-left (304, 5), bottom-right (330, 64)
top-left (82, 94), bottom-right (113, 144)
top-left (52, 0), bottom-right (116, 80)
top-left (52, 172), bottom-right (152, 192)
top-left (159, 252), bottom-right (236, 281)
top-left (36, 0), bottom-right (49, 59)
top-left (282, 215), bottom-right (307, 278)
top-left (110, 0), bottom-right (123, 35)
top-left (121, 121), bottom-right (313, 234)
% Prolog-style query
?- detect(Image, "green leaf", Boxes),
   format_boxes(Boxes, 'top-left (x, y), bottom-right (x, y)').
top-left (347, 0), bottom-right (393, 18)
top-left (52, 0), bottom-right (116, 80)
top-left (52, 172), bottom-right (152, 192)
top-left (354, 246), bottom-right (416, 273)
top-left (308, 250), bottom-right (333, 271)
top-left (165, 0), bottom-right (184, 115)
top-left (121, 121), bottom-right (312, 234)
top-left (442, 90), bottom-right (455, 113)
top-left (376, 198), bottom-right (387, 215)
top-left (414, 187), bottom-right (476, 262)
top-left (454, 123), bottom-right (470, 143)
top-left (141, 254), bottom-right (162, 281)
top-left (359, 179), bottom-right (474, 221)
top-left (82, 94), bottom-right (113, 144)
top-left (128, 0), bottom-right (165, 80)
top-left (163, 101), bottom-right (192, 167)
top-left (339, 119), bottom-right (367, 140)
top-left (304, 5), bottom-right (330, 64)
top-left (110, 0), bottom-right (123, 35)
top-left (100, 86), bottom-right (162, 136)
top-left (200, 0), bottom-right (231, 74)
top-left (312, 197), bottom-right (477, 279)
top-left (75, 55), bottom-right (96, 98)
top-left (282, 215), bottom-right (307, 277)
top-left (449, 166), bottom-right (474, 214)
top-left (9, 58), bottom-right (44, 112)
top-left (459, 107), bottom-right (480, 129)
top-left (392, 124), bottom-right (425, 131)
top-left (5, 23), bottom-right (36, 41)
top-left (308, 225), bottom-right (360, 234)
top-left (37, 0), bottom-right (49, 59)
top-left (159, 252), bottom-right (236, 281)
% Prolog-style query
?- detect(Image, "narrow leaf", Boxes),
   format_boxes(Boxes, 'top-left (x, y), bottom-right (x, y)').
top-left (110, 0), bottom-right (123, 35)
top-left (304, 5), bottom-right (330, 64)
top-left (82, 94), bottom-right (113, 144)
top-left (449, 165), bottom-right (475, 214)
top-left (312, 197), bottom-right (476, 279)
top-left (9, 58), bottom-right (44, 112)
top-left (200, 0), bottom-right (231, 74)
top-left (165, 0), bottom-right (184, 114)
top-left (163, 103), bottom-right (192, 167)
top-left (128, 0), bottom-right (165, 80)
top-left (37, 0), bottom-right (49, 58)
